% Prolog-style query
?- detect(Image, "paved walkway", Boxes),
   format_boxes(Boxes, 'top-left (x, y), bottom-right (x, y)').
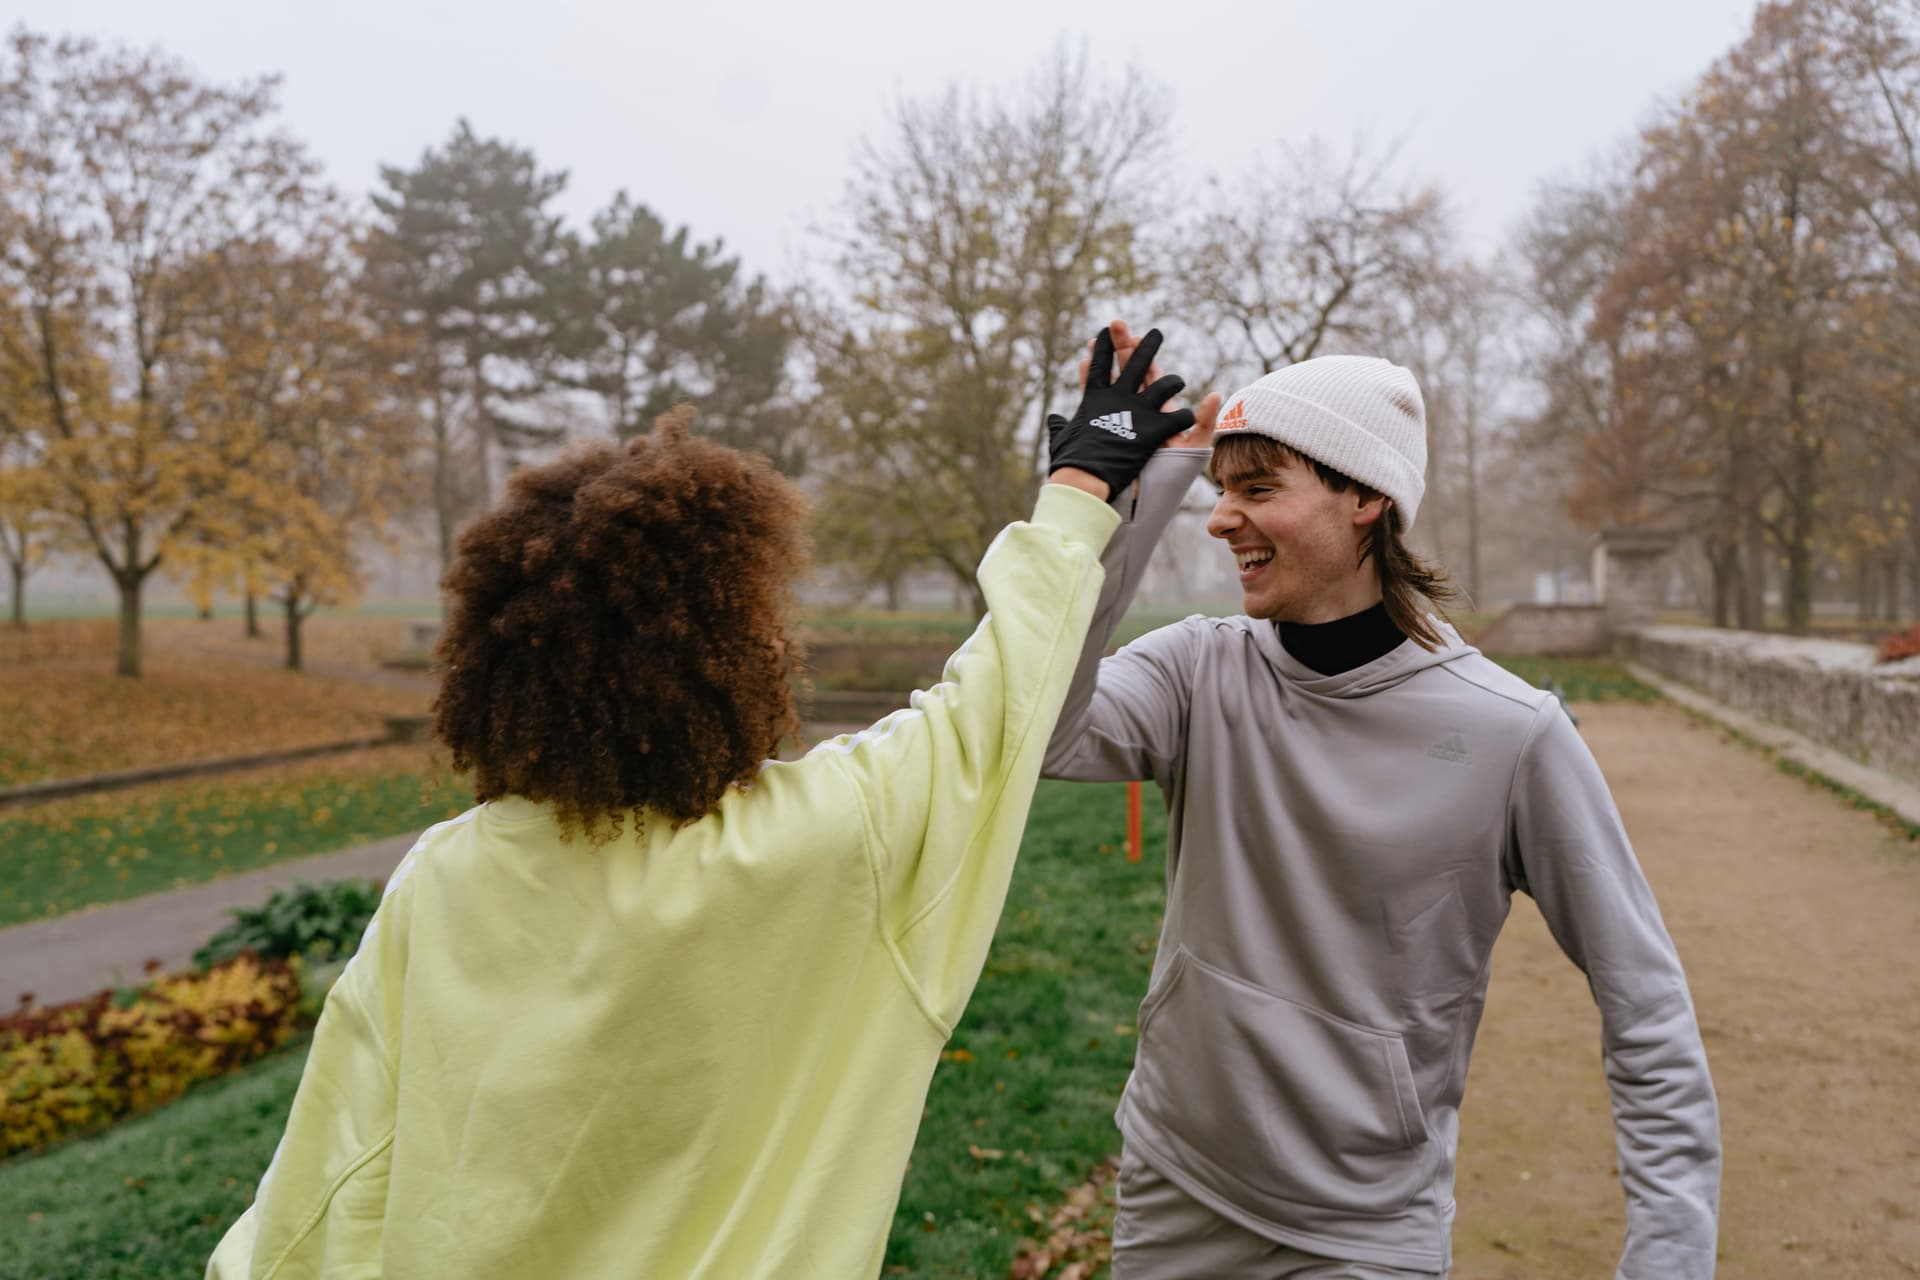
top-left (1, 723), bottom-right (875, 1008)
top-left (5, 689), bottom-right (1912, 1014)
top-left (3, 835), bottom-right (417, 1007)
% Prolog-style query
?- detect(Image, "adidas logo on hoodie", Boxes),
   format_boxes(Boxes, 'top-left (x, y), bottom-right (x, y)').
top-left (1426, 732), bottom-right (1472, 765)
top-left (1091, 411), bottom-right (1135, 440)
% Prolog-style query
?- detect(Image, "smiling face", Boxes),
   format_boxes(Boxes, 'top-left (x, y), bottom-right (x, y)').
top-left (1205, 436), bottom-right (1390, 624)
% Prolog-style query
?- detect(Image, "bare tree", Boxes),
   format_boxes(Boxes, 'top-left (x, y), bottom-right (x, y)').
top-left (1594, 2), bottom-right (1868, 632)
top-left (1397, 258), bottom-right (1515, 603)
top-left (1174, 137), bottom-right (1452, 388)
top-left (807, 47), bottom-right (1169, 613)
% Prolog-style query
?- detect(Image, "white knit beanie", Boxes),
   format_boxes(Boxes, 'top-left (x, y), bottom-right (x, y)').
top-left (1214, 356), bottom-right (1428, 530)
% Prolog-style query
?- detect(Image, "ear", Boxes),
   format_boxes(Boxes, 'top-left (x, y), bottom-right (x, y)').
top-left (1353, 493), bottom-right (1391, 531)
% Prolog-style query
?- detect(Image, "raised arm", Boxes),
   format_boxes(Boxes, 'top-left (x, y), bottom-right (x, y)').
top-left (1042, 448), bottom-right (1211, 786)
top-left (815, 328), bottom-right (1197, 1029)
top-left (1506, 702), bottom-right (1722, 1279)
top-left (1043, 322), bottom-right (1219, 786)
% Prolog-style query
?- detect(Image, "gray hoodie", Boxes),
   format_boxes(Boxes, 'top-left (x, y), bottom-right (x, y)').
top-left (1044, 451), bottom-right (1720, 1277)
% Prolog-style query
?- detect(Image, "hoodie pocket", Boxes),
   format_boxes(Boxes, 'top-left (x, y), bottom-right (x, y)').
top-left (1133, 947), bottom-right (1431, 1217)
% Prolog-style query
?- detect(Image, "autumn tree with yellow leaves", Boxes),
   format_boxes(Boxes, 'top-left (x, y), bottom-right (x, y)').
top-left (0, 455), bottom-right (56, 628)
top-left (0, 30), bottom-right (321, 675)
top-left (171, 216), bottom-right (421, 670)
top-left (0, 275), bottom-right (58, 626)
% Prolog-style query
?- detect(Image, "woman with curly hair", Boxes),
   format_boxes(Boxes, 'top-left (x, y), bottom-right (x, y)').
top-left (208, 329), bottom-right (1210, 1280)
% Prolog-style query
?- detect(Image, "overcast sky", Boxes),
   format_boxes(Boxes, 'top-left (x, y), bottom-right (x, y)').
top-left (17, 0), bottom-right (1759, 284)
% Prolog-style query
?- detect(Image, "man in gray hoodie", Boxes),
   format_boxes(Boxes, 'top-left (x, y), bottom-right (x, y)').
top-left (1044, 326), bottom-right (1720, 1278)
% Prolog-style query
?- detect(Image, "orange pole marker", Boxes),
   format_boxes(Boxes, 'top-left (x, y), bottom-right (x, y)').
top-left (1126, 779), bottom-right (1143, 863)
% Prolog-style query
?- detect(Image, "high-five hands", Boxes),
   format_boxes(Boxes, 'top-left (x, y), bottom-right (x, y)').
top-left (1046, 327), bottom-right (1200, 500)
top-left (1078, 320), bottom-right (1222, 450)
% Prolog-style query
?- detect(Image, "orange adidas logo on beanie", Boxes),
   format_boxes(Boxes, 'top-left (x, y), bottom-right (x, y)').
top-left (1218, 401), bottom-right (1249, 431)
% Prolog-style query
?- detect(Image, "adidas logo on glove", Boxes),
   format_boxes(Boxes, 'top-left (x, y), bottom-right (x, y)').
top-left (1043, 325), bottom-right (1197, 495)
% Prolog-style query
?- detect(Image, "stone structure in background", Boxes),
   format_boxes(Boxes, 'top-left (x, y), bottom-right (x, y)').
top-left (1622, 627), bottom-right (1920, 785)
top-left (1471, 602), bottom-right (1611, 657)
top-left (1592, 526), bottom-right (1679, 630)
top-left (1475, 527), bottom-right (1678, 657)
top-left (1474, 523), bottom-right (1918, 790)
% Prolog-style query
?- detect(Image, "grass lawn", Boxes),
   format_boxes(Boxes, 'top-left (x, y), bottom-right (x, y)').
top-left (1489, 656), bottom-right (1660, 703)
top-left (0, 780), bottom-right (1167, 1279)
top-left (0, 747), bottom-right (471, 927)
top-left (883, 781), bottom-right (1165, 1276)
top-left (0, 1036), bottom-right (311, 1280)
top-left (0, 648), bottom-right (1651, 930)
top-left (802, 604), bottom-right (1236, 654)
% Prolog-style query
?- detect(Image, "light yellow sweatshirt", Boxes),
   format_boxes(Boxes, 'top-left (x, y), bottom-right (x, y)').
top-left (207, 483), bottom-right (1118, 1280)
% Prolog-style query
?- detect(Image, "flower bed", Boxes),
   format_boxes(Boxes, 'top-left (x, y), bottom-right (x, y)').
top-left (2, 953), bottom-right (308, 1158)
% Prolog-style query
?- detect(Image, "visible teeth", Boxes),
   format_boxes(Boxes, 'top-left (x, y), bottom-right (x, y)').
top-left (1236, 550), bottom-right (1273, 570)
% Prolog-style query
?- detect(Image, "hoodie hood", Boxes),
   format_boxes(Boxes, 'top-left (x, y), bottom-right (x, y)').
top-left (1251, 615), bottom-right (1476, 698)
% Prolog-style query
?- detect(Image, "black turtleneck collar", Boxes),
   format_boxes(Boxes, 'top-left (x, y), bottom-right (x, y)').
top-left (1277, 602), bottom-right (1406, 676)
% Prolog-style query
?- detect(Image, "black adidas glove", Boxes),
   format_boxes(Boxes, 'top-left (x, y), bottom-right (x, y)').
top-left (1047, 327), bottom-right (1195, 497)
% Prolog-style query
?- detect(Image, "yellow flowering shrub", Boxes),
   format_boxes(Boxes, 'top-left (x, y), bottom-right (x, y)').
top-left (1, 953), bottom-right (307, 1157)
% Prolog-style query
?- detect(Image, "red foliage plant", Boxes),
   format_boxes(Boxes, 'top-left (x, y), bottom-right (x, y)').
top-left (1877, 624), bottom-right (1920, 664)
top-left (1, 953), bottom-right (307, 1157)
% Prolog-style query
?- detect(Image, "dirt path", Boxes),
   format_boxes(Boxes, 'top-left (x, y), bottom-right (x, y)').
top-left (1453, 700), bottom-right (1920, 1278)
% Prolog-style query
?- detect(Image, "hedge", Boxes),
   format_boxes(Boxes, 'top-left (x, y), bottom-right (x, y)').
top-left (2, 953), bottom-right (307, 1158)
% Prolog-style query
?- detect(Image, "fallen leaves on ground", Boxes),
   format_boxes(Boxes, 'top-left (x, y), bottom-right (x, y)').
top-left (0, 619), bottom-right (427, 785)
top-left (143, 615), bottom-right (428, 678)
top-left (1008, 1159), bottom-right (1117, 1280)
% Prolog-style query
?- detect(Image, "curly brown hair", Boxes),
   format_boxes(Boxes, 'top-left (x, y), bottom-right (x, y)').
top-left (432, 412), bottom-right (811, 840)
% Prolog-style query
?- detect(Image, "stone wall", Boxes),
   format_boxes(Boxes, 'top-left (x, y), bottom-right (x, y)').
top-left (1622, 625), bottom-right (1920, 784)
top-left (1473, 604), bottom-right (1612, 657)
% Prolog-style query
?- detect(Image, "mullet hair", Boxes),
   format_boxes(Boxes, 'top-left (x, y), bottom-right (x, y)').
top-left (1211, 434), bottom-right (1464, 650)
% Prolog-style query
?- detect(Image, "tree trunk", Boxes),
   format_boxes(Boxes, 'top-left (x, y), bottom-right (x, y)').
top-left (7, 557), bottom-right (23, 628)
top-left (284, 594), bottom-right (304, 672)
top-left (473, 391), bottom-right (494, 513)
top-left (958, 570), bottom-right (988, 622)
top-left (1706, 538), bottom-right (1737, 629)
top-left (433, 389), bottom-right (457, 571)
top-left (1728, 424), bottom-right (1766, 631)
top-left (115, 570), bottom-right (144, 678)
top-left (1780, 425), bottom-right (1819, 635)
top-left (245, 587), bottom-right (261, 639)
top-left (1784, 489), bottom-right (1816, 635)
top-left (198, 601), bottom-right (213, 622)
top-left (1462, 355), bottom-right (1483, 606)
top-left (1740, 513), bottom-right (1768, 631)
top-left (1463, 453), bottom-right (1481, 604)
